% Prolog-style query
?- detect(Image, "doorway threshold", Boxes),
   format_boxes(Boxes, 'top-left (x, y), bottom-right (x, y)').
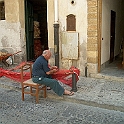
top-left (91, 59), bottom-right (124, 82)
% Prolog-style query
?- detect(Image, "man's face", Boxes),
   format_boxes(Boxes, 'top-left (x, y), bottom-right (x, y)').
top-left (46, 52), bottom-right (51, 60)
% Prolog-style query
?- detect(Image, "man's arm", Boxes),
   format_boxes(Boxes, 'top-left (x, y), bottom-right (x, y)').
top-left (46, 68), bottom-right (58, 75)
top-left (49, 65), bottom-right (58, 70)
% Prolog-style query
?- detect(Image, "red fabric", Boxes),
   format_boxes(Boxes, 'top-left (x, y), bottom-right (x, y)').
top-left (51, 66), bottom-right (80, 87)
top-left (0, 63), bottom-right (80, 87)
top-left (0, 62), bottom-right (32, 82)
top-left (0, 68), bottom-right (30, 82)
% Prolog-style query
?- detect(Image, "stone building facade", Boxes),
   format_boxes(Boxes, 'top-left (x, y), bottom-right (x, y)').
top-left (0, 0), bottom-right (124, 77)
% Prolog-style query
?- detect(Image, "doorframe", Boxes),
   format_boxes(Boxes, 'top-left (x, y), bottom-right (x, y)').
top-left (25, 0), bottom-right (34, 61)
top-left (87, 0), bottom-right (102, 74)
top-left (97, 0), bottom-right (102, 73)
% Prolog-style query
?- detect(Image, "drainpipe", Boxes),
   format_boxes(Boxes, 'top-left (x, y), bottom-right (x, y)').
top-left (54, 0), bottom-right (59, 68)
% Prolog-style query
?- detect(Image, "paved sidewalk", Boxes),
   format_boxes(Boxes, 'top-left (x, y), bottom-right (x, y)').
top-left (47, 77), bottom-right (124, 112)
top-left (0, 76), bottom-right (124, 112)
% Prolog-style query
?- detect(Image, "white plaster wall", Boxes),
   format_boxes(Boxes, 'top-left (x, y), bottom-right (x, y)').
top-left (59, 0), bottom-right (87, 44)
top-left (47, 0), bottom-right (55, 66)
top-left (47, 0), bottom-right (54, 48)
top-left (0, 21), bottom-right (22, 53)
top-left (101, 0), bottom-right (124, 64)
top-left (58, 0), bottom-right (87, 75)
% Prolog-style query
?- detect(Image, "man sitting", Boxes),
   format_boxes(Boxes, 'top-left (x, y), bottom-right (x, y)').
top-left (32, 50), bottom-right (74, 96)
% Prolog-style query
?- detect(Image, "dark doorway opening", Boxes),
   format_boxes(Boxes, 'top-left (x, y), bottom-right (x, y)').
top-left (101, 10), bottom-right (123, 77)
top-left (109, 10), bottom-right (116, 63)
top-left (25, 0), bottom-right (48, 61)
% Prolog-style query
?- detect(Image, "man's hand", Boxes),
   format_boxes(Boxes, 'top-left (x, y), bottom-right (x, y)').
top-left (50, 66), bottom-right (58, 70)
top-left (46, 68), bottom-right (58, 75)
top-left (52, 68), bottom-right (58, 73)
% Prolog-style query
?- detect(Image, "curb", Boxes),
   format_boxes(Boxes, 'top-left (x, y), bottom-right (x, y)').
top-left (46, 92), bottom-right (124, 112)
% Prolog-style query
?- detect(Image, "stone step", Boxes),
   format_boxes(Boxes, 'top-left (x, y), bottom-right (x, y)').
top-left (90, 73), bottom-right (124, 82)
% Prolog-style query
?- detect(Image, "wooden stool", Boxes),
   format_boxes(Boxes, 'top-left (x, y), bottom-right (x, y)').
top-left (20, 62), bottom-right (47, 103)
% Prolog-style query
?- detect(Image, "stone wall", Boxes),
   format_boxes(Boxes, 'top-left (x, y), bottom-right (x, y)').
top-left (0, 0), bottom-right (26, 64)
top-left (87, 0), bottom-right (102, 75)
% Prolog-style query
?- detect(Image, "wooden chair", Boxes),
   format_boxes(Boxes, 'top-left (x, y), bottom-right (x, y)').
top-left (20, 62), bottom-right (47, 103)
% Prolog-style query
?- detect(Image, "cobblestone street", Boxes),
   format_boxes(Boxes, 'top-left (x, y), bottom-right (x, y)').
top-left (0, 87), bottom-right (124, 124)
top-left (0, 62), bottom-right (124, 124)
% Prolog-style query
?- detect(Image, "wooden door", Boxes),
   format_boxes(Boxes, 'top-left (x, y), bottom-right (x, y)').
top-left (110, 10), bottom-right (116, 63)
top-left (25, 0), bottom-right (34, 61)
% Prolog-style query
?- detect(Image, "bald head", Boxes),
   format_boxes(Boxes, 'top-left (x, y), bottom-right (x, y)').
top-left (42, 50), bottom-right (51, 60)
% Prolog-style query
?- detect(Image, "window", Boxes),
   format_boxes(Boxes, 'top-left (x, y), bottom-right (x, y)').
top-left (0, 1), bottom-right (5, 20)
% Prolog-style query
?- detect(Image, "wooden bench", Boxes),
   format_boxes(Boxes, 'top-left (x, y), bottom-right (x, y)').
top-left (20, 62), bottom-right (47, 103)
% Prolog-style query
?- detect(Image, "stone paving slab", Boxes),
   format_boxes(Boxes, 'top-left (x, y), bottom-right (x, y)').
top-left (0, 76), bottom-right (124, 112)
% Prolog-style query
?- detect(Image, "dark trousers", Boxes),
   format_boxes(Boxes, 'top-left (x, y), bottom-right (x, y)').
top-left (32, 77), bottom-right (64, 96)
